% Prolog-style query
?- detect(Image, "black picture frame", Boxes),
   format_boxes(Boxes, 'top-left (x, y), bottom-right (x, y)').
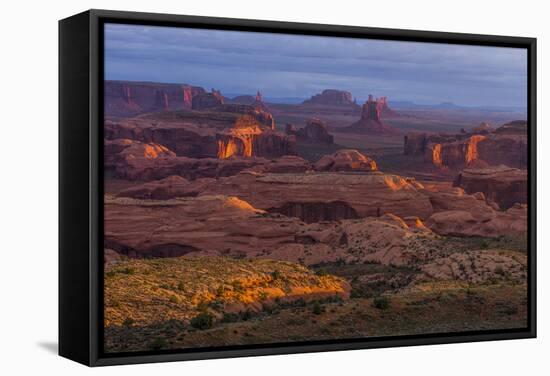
top-left (59, 9), bottom-right (537, 367)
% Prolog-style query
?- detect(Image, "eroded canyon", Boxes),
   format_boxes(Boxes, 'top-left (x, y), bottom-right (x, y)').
top-left (103, 81), bottom-right (529, 353)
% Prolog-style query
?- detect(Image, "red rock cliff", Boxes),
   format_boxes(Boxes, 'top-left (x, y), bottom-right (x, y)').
top-left (104, 80), bottom-right (205, 117)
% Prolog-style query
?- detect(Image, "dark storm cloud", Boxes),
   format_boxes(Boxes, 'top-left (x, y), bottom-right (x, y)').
top-left (104, 23), bottom-right (527, 108)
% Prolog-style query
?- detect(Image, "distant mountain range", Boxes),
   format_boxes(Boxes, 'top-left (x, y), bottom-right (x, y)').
top-left (224, 92), bottom-right (525, 113)
top-left (388, 100), bottom-right (526, 113)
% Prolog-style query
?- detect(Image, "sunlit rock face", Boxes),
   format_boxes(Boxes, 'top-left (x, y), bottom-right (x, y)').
top-left (104, 81), bottom-right (206, 117)
top-left (216, 115), bottom-right (294, 159)
top-left (424, 135), bottom-right (487, 168)
top-left (104, 103), bottom-right (293, 159)
top-left (404, 121), bottom-right (527, 169)
top-left (314, 149), bottom-right (377, 172)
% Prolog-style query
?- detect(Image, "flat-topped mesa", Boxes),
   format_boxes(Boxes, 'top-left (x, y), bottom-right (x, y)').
top-left (343, 95), bottom-right (396, 134)
top-left (403, 120), bottom-right (527, 169)
top-left (104, 80), bottom-right (206, 117)
top-left (302, 89), bottom-right (358, 107)
top-left (285, 118), bottom-right (334, 144)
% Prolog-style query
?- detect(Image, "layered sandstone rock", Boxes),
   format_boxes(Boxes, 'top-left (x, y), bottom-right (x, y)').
top-left (495, 120), bottom-right (527, 135)
top-left (191, 90), bottom-right (224, 110)
top-left (471, 122), bottom-right (495, 134)
top-left (243, 156), bottom-right (312, 174)
top-left (104, 80), bottom-right (205, 117)
top-left (314, 149), bottom-right (377, 172)
top-left (454, 165), bottom-right (527, 209)
top-left (104, 106), bottom-right (291, 159)
top-left (343, 95), bottom-right (395, 134)
top-left (104, 192), bottom-right (437, 266)
top-left (285, 118), bottom-right (334, 144)
top-left (117, 169), bottom-right (432, 221)
top-left (404, 121), bottom-right (527, 169)
top-left (425, 187), bottom-right (527, 237)
top-left (425, 134), bottom-right (487, 168)
top-left (302, 89), bottom-right (356, 107)
top-left (104, 194), bottom-right (308, 258)
top-left (104, 138), bottom-right (176, 173)
top-left (116, 175), bottom-right (192, 200)
top-left (108, 154), bottom-right (281, 181)
top-left (195, 171), bottom-right (433, 222)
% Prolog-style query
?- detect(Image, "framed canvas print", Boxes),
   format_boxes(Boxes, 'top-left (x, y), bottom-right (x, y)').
top-left (59, 9), bottom-right (536, 366)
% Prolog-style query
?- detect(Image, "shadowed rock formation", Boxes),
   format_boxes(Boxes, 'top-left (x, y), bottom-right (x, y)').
top-left (424, 187), bottom-right (527, 237)
top-left (190, 171), bottom-right (434, 221)
top-left (104, 104), bottom-right (290, 160)
top-left (454, 165), bottom-right (527, 209)
top-left (343, 95), bottom-right (396, 134)
top-left (104, 80), bottom-right (205, 117)
top-left (302, 89), bottom-right (357, 107)
top-left (314, 149), bottom-right (377, 172)
top-left (285, 118), bottom-right (334, 144)
top-left (191, 89), bottom-right (224, 110)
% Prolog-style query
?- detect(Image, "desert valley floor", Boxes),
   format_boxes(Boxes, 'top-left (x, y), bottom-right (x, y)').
top-left (102, 82), bottom-right (528, 353)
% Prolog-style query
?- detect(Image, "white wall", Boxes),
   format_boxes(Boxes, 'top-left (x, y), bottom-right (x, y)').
top-left (1, 0), bottom-right (547, 374)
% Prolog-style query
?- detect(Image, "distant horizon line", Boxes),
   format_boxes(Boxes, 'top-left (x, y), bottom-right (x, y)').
top-left (104, 79), bottom-right (527, 112)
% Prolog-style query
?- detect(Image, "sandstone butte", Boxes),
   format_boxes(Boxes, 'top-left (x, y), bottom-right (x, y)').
top-left (302, 89), bottom-right (358, 107)
top-left (341, 95), bottom-right (396, 134)
top-left (454, 165), bottom-right (527, 209)
top-left (403, 120), bottom-right (527, 169)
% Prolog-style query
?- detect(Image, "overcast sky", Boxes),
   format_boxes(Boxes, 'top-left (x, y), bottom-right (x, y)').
top-left (104, 23), bottom-right (527, 108)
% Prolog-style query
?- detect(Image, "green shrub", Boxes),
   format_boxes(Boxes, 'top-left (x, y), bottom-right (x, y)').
top-left (315, 268), bottom-right (328, 277)
top-left (122, 317), bottom-right (134, 327)
top-left (149, 337), bottom-right (167, 351)
top-left (177, 281), bottom-right (185, 291)
top-left (311, 301), bottom-right (324, 315)
top-left (121, 267), bottom-right (135, 275)
top-left (169, 295), bottom-right (180, 304)
top-left (221, 312), bottom-right (240, 323)
top-left (270, 270), bottom-right (281, 280)
top-left (372, 296), bottom-right (390, 310)
top-left (190, 312), bottom-right (213, 330)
